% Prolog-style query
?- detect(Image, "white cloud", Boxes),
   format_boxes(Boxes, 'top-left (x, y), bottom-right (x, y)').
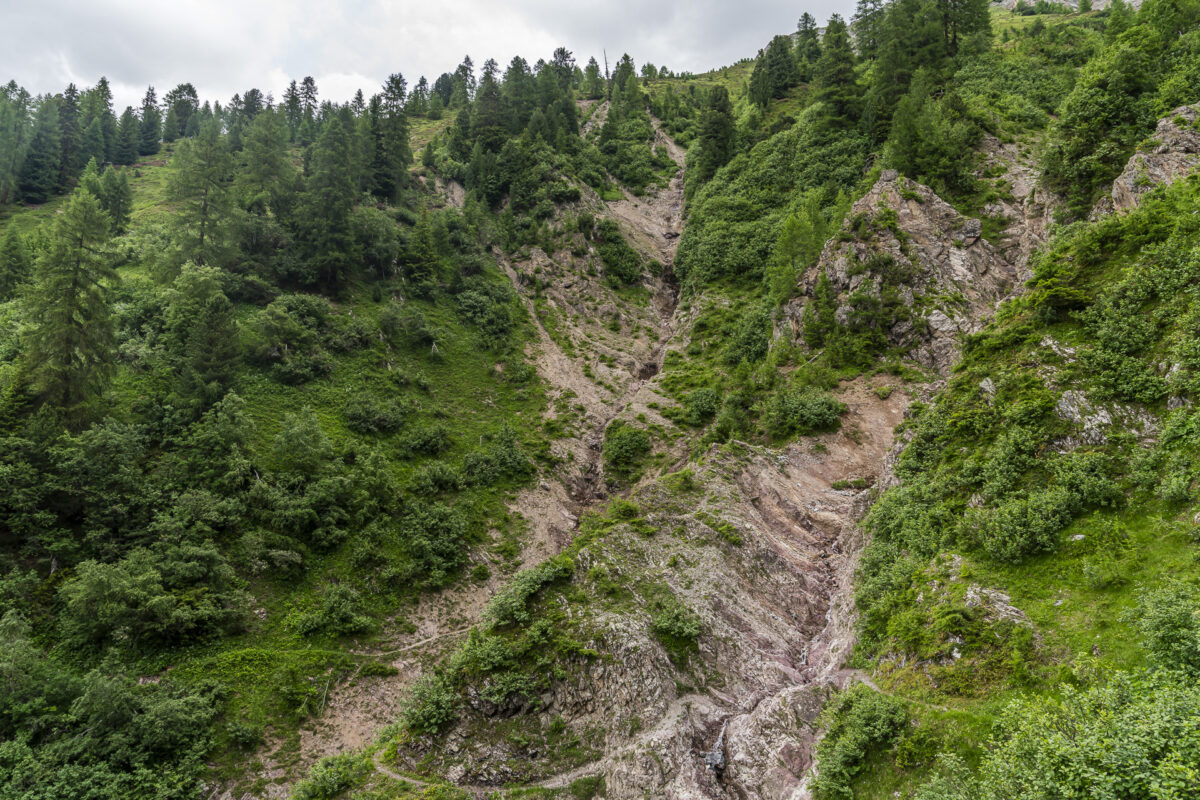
top-left (1, 0), bottom-right (857, 110)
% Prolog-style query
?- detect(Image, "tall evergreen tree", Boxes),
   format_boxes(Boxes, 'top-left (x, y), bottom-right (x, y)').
top-left (814, 14), bottom-right (863, 127)
top-left (115, 107), bottom-right (139, 165)
top-left (58, 84), bottom-right (82, 190)
top-left (0, 83), bottom-right (32, 205)
top-left (236, 110), bottom-right (294, 208)
top-left (764, 35), bottom-right (800, 98)
top-left (162, 106), bottom-right (180, 144)
top-left (298, 112), bottom-right (358, 292)
top-left (283, 80), bottom-right (302, 141)
top-left (139, 87), bottom-right (161, 155)
top-left (82, 77), bottom-right (118, 162)
top-left (167, 118), bottom-right (234, 265)
top-left (300, 76), bottom-right (318, 120)
top-left (99, 166), bottom-right (132, 234)
top-left (164, 83), bottom-right (199, 139)
top-left (18, 98), bottom-right (62, 203)
top-left (584, 57), bottom-right (605, 100)
top-left (369, 74), bottom-right (412, 202)
top-left (80, 117), bottom-right (106, 167)
top-left (797, 12), bottom-right (823, 80)
top-left (690, 86), bottom-right (735, 193)
top-left (472, 61), bottom-right (506, 152)
top-left (26, 187), bottom-right (117, 420)
top-left (853, 0), bottom-right (888, 60)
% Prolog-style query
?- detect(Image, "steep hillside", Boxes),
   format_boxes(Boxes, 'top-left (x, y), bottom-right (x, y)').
top-left (2, 2), bottom-right (1200, 800)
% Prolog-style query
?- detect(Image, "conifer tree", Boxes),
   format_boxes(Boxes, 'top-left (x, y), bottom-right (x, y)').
top-left (18, 98), bottom-right (62, 203)
top-left (690, 86), bottom-right (734, 192)
top-left (82, 77), bottom-right (118, 162)
top-left (584, 57), bottom-right (605, 99)
top-left (364, 74), bottom-right (412, 202)
top-left (162, 106), bottom-right (180, 144)
top-left (472, 61), bottom-right (506, 152)
top-left (814, 14), bottom-right (863, 127)
top-left (115, 107), bottom-right (139, 165)
top-left (167, 118), bottom-right (234, 265)
top-left (182, 291), bottom-right (239, 405)
top-left (99, 166), bottom-right (132, 234)
top-left (300, 76), bottom-right (318, 120)
top-left (283, 80), bottom-right (302, 140)
top-left (298, 111), bottom-right (358, 292)
top-left (58, 84), bottom-right (82, 190)
top-left (164, 83), bottom-right (199, 139)
top-left (236, 110), bottom-right (294, 209)
top-left (139, 87), bottom-right (161, 155)
top-left (852, 0), bottom-right (887, 60)
top-left (0, 84), bottom-right (32, 205)
top-left (81, 117), bottom-right (106, 166)
top-left (26, 187), bottom-right (117, 420)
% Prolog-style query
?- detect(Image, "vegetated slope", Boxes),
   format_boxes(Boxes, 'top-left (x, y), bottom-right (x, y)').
top-left (3, 1), bottom-right (1200, 799)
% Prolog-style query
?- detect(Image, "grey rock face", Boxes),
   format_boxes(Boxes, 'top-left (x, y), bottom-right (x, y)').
top-left (1108, 105), bottom-right (1200, 214)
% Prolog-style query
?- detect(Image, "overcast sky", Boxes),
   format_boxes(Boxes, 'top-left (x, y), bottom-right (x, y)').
top-left (2, 0), bottom-right (856, 111)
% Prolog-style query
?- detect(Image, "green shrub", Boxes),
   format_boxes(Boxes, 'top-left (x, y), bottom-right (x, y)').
top-left (967, 487), bottom-right (1074, 563)
top-left (724, 307), bottom-right (771, 366)
top-left (603, 420), bottom-right (652, 480)
top-left (596, 219), bottom-right (642, 285)
top-left (766, 388), bottom-right (846, 439)
top-left (1128, 580), bottom-right (1200, 674)
top-left (401, 673), bottom-right (463, 736)
top-left (683, 387), bottom-right (720, 425)
top-left (812, 684), bottom-right (908, 800)
top-left (295, 584), bottom-right (374, 637)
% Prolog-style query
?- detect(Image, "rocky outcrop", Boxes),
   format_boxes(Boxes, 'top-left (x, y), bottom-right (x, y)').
top-left (786, 172), bottom-right (1021, 375)
top-left (1109, 104), bottom-right (1200, 213)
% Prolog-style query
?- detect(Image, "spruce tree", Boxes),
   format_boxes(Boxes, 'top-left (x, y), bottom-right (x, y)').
top-left (283, 80), bottom-right (302, 141)
top-left (236, 110), bottom-right (294, 209)
top-left (18, 98), bottom-right (62, 203)
top-left (690, 86), bottom-right (734, 192)
top-left (370, 74), bottom-right (412, 202)
top-left (162, 106), bottom-right (179, 144)
top-left (298, 112), bottom-right (358, 293)
top-left (852, 0), bottom-right (887, 60)
top-left (472, 61), bottom-right (506, 152)
top-left (26, 187), bottom-right (117, 420)
top-left (58, 84), bottom-right (82, 191)
top-left (815, 14), bottom-right (863, 127)
top-left (139, 87), bottom-right (161, 155)
top-left (115, 107), bottom-right (139, 165)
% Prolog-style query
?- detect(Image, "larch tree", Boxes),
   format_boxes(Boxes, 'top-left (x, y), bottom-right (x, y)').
top-left (167, 118), bottom-right (234, 266)
top-left (26, 187), bottom-right (117, 421)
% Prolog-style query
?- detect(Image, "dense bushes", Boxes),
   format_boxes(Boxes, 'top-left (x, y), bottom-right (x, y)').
top-left (594, 219), bottom-right (642, 285)
top-left (914, 671), bottom-right (1200, 800)
top-left (765, 388), bottom-right (846, 439)
top-left (812, 684), bottom-right (909, 800)
top-left (602, 420), bottom-right (652, 481)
